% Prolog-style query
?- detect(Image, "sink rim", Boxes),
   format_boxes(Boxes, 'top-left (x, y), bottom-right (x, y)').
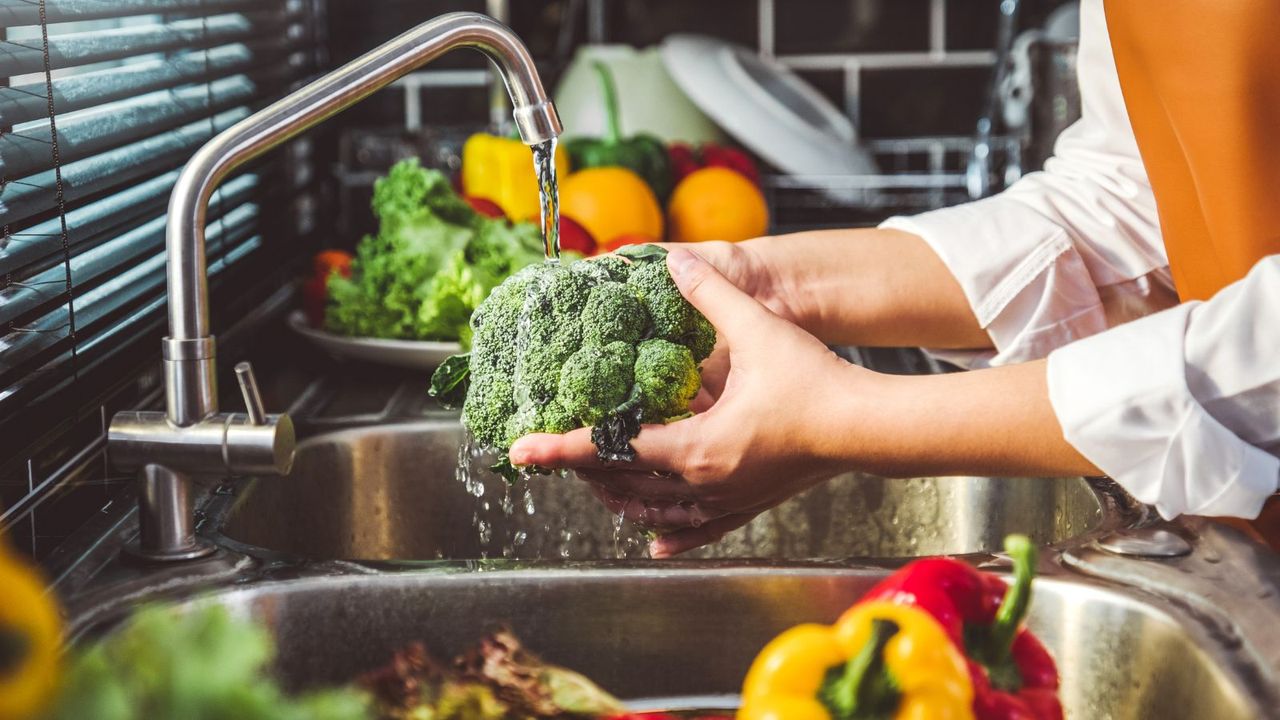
top-left (62, 557), bottom-right (1279, 719)
top-left (199, 418), bottom-right (1148, 564)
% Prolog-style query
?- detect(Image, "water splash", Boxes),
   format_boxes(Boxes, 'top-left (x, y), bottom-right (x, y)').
top-left (532, 138), bottom-right (560, 262)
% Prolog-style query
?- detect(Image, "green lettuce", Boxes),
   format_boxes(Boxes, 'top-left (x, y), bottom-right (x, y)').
top-left (43, 605), bottom-right (371, 720)
top-left (325, 158), bottom-right (546, 345)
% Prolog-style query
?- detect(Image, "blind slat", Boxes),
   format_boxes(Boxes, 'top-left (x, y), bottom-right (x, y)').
top-left (0, 169), bottom-right (178, 275)
top-left (0, 0), bottom-right (277, 26)
top-left (0, 206), bottom-right (260, 380)
top-left (0, 233), bottom-right (262, 416)
top-left (0, 176), bottom-right (259, 324)
top-left (0, 41), bottom-right (300, 127)
top-left (0, 106), bottom-right (248, 227)
top-left (2, 76), bottom-right (256, 180)
top-left (0, 11), bottom-right (297, 76)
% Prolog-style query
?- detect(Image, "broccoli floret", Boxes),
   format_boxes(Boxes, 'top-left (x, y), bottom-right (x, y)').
top-left (626, 259), bottom-right (717, 361)
top-left (581, 282), bottom-right (647, 346)
top-left (558, 341), bottom-right (636, 425)
top-left (463, 374), bottom-right (515, 449)
top-left (431, 247), bottom-right (716, 478)
top-left (633, 339), bottom-right (700, 423)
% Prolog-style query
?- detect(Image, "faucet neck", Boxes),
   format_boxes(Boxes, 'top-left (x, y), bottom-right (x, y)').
top-left (164, 12), bottom-right (560, 348)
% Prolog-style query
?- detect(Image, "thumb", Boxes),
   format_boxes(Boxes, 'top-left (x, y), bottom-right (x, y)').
top-left (667, 247), bottom-right (776, 341)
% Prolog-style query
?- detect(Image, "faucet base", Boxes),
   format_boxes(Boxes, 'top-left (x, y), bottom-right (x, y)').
top-left (123, 537), bottom-right (217, 563)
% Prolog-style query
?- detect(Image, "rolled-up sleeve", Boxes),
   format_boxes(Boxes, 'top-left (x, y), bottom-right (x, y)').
top-left (881, 0), bottom-right (1174, 368)
top-left (1047, 256), bottom-right (1280, 518)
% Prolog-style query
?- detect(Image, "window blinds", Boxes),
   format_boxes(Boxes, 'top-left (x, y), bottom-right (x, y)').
top-left (0, 0), bottom-right (319, 445)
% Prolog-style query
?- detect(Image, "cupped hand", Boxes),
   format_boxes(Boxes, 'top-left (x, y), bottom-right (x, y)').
top-left (510, 247), bottom-right (873, 557)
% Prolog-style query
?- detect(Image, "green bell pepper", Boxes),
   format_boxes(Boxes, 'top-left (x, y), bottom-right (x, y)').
top-left (565, 61), bottom-right (674, 201)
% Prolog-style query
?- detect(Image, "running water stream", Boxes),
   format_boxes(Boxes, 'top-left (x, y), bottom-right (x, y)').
top-left (532, 138), bottom-right (560, 262)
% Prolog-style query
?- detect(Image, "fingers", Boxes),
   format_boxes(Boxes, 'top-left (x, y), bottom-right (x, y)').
top-left (650, 513), bottom-right (757, 558)
top-left (587, 484), bottom-right (724, 530)
top-left (666, 248), bottom-right (776, 342)
top-left (509, 420), bottom-right (695, 475)
top-left (577, 468), bottom-right (692, 500)
top-left (509, 427), bottom-right (600, 468)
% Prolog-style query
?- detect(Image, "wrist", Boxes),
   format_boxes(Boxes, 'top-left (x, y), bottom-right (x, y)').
top-left (736, 235), bottom-right (821, 331)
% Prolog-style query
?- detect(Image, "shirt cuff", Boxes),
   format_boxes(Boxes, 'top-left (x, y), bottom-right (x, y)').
top-left (1047, 304), bottom-right (1279, 519)
top-left (882, 196), bottom-right (1108, 368)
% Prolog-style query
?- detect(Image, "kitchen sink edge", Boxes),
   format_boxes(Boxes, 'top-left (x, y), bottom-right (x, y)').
top-left (59, 522), bottom-right (1280, 719)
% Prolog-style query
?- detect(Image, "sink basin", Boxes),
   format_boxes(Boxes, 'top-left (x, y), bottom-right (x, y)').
top-left (210, 418), bottom-right (1133, 561)
top-left (77, 567), bottom-right (1268, 719)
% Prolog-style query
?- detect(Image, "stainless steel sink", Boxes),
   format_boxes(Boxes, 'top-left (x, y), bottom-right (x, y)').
top-left (70, 565), bottom-right (1273, 719)
top-left (209, 418), bottom-right (1135, 561)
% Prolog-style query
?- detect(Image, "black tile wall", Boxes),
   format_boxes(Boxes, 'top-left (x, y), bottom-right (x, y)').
top-left (611, 0), bottom-right (758, 50)
top-left (945, 0), bottom-right (1003, 51)
top-left (776, 0), bottom-right (931, 54)
top-left (859, 66), bottom-right (992, 138)
top-left (327, 0), bottom-right (487, 65)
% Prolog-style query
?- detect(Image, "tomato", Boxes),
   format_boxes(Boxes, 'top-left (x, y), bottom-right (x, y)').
top-left (558, 214), bottom-right (598, 255)
top-left (464, 195), bottom-right (507, 219)
top-left (525, 213), bottom-right (598, 256)
top-left (304, 250), bottom-right (353, 327)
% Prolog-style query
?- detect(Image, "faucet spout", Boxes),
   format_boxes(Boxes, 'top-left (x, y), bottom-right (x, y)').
top-left (166, 11), bottom-right (559, 357)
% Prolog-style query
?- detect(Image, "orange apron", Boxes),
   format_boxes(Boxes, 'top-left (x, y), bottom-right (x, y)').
top-left (1105, 0), bottom-right (1280, 545)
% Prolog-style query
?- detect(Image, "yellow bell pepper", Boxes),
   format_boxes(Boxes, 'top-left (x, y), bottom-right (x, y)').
top-left (461, 132), bottom-right (570, 222)
top-left (740, 601), bottom-right (973, 720)
top-left (0, 535), bottom-right (63, 720)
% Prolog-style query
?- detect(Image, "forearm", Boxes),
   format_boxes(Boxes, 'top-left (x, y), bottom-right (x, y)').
top-left (832, 359), bottom-right (1102, 479)
top-left (735, 228), bottom-right (991, 349)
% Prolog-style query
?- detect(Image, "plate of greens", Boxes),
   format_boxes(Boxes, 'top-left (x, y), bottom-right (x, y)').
top-left (288, 310), bottom-right (461, 370)
top-left (293, 158), bottom-right (550, 369)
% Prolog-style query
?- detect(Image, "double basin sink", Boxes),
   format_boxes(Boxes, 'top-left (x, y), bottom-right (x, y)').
top-left (72, 415), bottom-right (1280, 718)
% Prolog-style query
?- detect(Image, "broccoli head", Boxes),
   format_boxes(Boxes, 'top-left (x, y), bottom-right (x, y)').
top-left (430, 245), bottom-right (715, 479)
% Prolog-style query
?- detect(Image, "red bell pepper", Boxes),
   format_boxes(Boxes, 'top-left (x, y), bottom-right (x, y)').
top-left (668, 142), bottom-right (760, 186)
top-left (859, 535), bottom-right (1062, 720)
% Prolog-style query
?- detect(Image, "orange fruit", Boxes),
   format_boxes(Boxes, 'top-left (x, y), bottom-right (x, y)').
top-left (559, 167), bottom-right (664, 245)
top-left (667, 166), bottom-right (769, 243)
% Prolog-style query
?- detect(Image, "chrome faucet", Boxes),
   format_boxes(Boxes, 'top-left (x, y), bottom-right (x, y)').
top-left (108, 12), bottom-right (562, 561)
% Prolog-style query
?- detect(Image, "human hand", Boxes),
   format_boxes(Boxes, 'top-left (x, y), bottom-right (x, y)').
top-left (510, 247), bottom-right (873, 557)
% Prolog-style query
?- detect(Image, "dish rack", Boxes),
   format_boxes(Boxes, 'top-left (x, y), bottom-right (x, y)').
top-left (763, 135), bottom-right (1020, 231)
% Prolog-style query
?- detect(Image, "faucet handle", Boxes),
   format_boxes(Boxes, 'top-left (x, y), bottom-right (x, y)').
top-left (234, 361), bottom-right (266, 425)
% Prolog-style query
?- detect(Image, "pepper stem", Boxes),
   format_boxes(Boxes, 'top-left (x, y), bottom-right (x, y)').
top-left (989, 534), bottom-right (1036, 658)
top-left (823, 618), bottom-right (899, 719)
top-left (590, 60), bottom-right (623, 143)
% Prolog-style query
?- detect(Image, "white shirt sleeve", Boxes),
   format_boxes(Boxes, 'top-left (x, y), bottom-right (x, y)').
top-left (1047, 257), bottom-right (1280, 519)
top-left (881, 0), bottom-right (1176, 369)
top-left (875, 0), bottom-right (1279, 517)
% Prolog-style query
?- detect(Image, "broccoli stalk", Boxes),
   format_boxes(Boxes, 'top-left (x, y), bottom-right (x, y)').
top-left (430, 245), bottom-right (714, 480)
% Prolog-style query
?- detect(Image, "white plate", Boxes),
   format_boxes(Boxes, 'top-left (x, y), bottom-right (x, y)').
top-left (660, 34), bottom-right (878, 202)
top-left (287, 311), bottom-right (461, 371)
